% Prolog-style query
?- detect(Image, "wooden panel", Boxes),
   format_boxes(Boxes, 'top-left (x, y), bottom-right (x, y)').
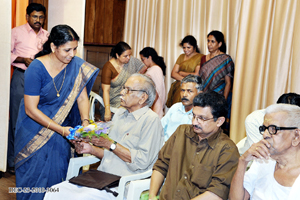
top-left (84, 0), bottom-right (96, 43)
top-left (112, 0), bottom-right (126, 43)
top-left (84, 0), bottom-right (126, 45)
top-left (94, 0), bottom-right (105, 43)
top-left (29, 0), bottom-right (48, 30)
top-left (84, 45), bottom-right (113, 93)
top-left (103, 0), bottom-right (114, 44)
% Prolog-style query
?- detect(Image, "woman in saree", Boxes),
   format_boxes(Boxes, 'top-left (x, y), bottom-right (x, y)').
top-left (199, 30), bottom-right (234, 134)
top-left (101, 42), bottom-right (146, 121)
top-left (14, 25), bottom-right (99, 200)
top-left (140, 47), bottom-right (166, 118)
top-left (166, 35), bottom-right (203, 108)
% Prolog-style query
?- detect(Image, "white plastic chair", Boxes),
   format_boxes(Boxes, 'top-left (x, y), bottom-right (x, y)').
top-left (89, 91), bottom-right (104, 122)
top-left (66, 155), bottom-right (152, 200)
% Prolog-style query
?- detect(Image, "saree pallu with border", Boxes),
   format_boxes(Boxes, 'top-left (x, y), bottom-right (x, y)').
top-left (199, 54), bottom-right (234, 94)
top-left (14, 56), bottom-right (99, 200)
top-left (199, 54), bottom-right (234, 135)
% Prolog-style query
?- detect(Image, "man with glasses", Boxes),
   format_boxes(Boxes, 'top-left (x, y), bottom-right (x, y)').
top-left (45, 74), bottom-right (164, 199)
top-left (239, 93), bottom-right (300, 155)
top-left (161, 74), bottom-right (202, 141)
top-left (149, 91), bottom-right (239, 200)
top-left (8, 3), bottom-right (48, 174)
top-left (229, 104), bottom-right (300, 200)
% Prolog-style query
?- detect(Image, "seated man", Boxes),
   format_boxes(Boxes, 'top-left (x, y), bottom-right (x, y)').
top-left (229, 103), bottom-right (300, 200)
top-left (239, 93), bottom-right (300, 154)
top-left (161, 74), bottom-right (202, 140)
top-left (44, 74), bottom-right (164, 199)
top-left (149, 91), bottom-right (239, 200)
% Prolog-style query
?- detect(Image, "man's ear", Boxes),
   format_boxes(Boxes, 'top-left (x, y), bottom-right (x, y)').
top-left (138, 93), bottom-right (148, 105)
top-left (26, 14), bottom-right (29, 22)
top-left (216, 116), bottom-right (225, 127)
top-left (292, 129), bottom-right (300, 147)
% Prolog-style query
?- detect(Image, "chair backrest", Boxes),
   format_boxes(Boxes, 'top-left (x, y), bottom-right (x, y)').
top-left (89, 91), bottom-right (104, 121)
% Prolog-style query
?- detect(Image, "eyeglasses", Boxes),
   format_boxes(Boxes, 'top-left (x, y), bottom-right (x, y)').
top-left (122, 86), bottom-right (147, 95)
top-left (31, 15), bottom-right (45, 20)
top-left (259, 125), bottom-right (298, 135)
top-left (190, 113), bottom-right (215, 123)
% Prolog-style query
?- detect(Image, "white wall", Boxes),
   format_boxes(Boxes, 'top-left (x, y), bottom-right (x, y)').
top-left (48, 0), bottom-right (86, 58)
top-left (0, 0), bottom-right (11, 172)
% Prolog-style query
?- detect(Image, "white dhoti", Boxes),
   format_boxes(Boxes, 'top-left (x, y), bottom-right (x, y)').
top-left (43, 181), bottom-right (118, 200)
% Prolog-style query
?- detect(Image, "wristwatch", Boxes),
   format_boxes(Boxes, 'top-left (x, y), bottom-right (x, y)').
top-left (109, 141), bottom-right (117, 151)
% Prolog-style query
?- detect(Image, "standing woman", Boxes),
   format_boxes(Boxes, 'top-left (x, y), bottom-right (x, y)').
top-left (101, 42), bottom-right (146, 121)
top-left (140, 47), bottom-right (166, 118)
top-left (14, 25), bottom-right (99, 200)
top-left (199, 30), bottom-right (234, 134)
top-left (166, 35), bottom-right (203, 108)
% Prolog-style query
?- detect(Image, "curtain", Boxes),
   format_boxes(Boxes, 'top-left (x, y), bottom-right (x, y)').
top-left (123, 0), bottom-right (300, 143)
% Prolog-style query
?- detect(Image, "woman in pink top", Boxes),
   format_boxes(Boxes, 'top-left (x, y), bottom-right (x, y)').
top-left (140, 47), bottom-right (166, 118)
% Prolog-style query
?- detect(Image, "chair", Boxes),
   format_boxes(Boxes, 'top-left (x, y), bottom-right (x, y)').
top-left (66, 156), bottom-right (152, 200)
top-left (89, 91), bottom-right (104, 122)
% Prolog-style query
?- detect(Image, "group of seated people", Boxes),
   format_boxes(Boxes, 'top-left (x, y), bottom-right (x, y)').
top-left (12, 4), bottom-right (300, 199)
top-left (44, 70), bottom-right (300, 200)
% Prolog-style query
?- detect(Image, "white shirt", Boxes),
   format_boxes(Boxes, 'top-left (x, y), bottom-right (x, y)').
top-left (239, 109), bottom-right (265, 154)
top-left (161, 102), bottom-right (192, 141)
top-left (244, 159), bottom-right (293, 200)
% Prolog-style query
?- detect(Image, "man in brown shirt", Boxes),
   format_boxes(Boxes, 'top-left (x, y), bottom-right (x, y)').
top-left (149, 91), bottom-right (239, 200)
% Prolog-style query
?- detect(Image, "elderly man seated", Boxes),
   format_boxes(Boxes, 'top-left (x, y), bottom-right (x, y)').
top-left (44, 74), bottom-right (164, 199)
top-left (161, 74), bottom-right (202, 140)
top-left (229, 104), bottom-right (300, 200)
top-left (239, 93), bottom-right (300, 155)
top-left (149, 91), bottom-right (239, 200)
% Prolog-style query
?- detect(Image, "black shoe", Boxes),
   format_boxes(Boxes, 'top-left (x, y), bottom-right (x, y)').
top-left (7, 167), bottom-right (15, 175)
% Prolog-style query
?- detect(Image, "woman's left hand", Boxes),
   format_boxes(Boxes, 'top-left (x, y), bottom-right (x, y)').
top-left (139, 66), bottom-right (148, 74)
top-left (178, 71), bottom-right (184, 76)
top-left (81, 120), bottom-right (90, 127)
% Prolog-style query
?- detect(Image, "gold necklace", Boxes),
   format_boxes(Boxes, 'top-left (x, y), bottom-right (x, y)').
top-left (52, 67), bottom-right (66, 97)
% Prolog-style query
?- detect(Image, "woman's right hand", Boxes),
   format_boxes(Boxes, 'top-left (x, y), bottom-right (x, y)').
top-left (62, 126), bottom-right (72, 137)
top-left (104, 109), bottom-right (111, 121)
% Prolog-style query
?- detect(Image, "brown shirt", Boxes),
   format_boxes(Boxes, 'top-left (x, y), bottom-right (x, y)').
top-left (153, 125), bottom-right (239, 200)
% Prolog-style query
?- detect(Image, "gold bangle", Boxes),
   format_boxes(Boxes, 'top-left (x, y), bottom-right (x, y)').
top-left (82, 119), bottom-right (90, 123)
top-left (62, 127), bottom-right (64, 137)
top-left (105, 105), bottom-right (110, 107)
top-left (47, 120), bottom-right (52, 129)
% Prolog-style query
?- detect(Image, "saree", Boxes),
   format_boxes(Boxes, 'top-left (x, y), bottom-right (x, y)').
top-left (199, 54), bottom-right (234, 135)
top-left (101, 57), bottom-right (144, 108)
top-left (166, 53), bottom-right (202, 108)
top-left (199, 54), bottom-right (234, 94)
top-left (14, 56), bottom-right (99, 200)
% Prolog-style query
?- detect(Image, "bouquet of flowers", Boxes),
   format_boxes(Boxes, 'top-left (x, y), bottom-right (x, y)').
top-left (66, 120), bottom-right (113, 140)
